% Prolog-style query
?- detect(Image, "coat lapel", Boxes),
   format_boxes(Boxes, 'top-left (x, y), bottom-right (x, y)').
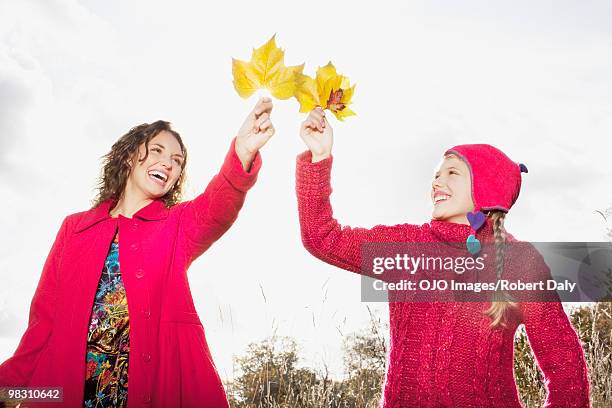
top-left (75, 198), bottom-right (170, 233)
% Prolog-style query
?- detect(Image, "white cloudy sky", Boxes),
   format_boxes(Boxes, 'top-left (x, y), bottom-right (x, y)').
top-left (1, 0), bottom-right (611, 381)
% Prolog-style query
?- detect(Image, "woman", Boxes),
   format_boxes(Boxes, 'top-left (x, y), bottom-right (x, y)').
top-left (0, 97), bottom-right (275, 407)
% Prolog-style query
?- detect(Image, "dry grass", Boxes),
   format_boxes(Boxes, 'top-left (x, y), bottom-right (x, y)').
top-left (225, 303), bottom-right (611, 407)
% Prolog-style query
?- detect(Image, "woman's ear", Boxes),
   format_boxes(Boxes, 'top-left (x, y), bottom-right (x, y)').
top-left (126, 150), bottom-right (138, 169)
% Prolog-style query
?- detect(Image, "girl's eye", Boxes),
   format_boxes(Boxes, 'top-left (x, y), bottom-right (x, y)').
top-left (173, 158), bottom-right (182, 165)
top-left (152, 147), bottom-right (161, 153)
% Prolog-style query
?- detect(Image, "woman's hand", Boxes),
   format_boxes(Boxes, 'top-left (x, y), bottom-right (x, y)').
top-left (300, 107), bottom-right (333, 163)
top-left (235, 97), bottom-right (275, 171)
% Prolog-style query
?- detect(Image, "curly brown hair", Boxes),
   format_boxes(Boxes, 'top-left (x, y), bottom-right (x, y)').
top-left (92, 120), bottom-right (188, 209)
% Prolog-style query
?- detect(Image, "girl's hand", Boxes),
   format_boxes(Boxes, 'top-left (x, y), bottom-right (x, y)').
top-left (235, 97), bottom-right (275, 171)
top-left (300, 107), bottom-right (333, 163)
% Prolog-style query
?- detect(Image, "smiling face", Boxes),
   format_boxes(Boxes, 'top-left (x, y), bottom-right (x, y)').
top-left (126, 130), bottom-right (185, 200)
top-left (431, 154), bottom-right (475, 224)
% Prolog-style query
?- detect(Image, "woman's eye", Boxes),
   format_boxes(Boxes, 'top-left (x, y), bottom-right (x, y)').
top-left (173, 159), bottom-right (182, 165)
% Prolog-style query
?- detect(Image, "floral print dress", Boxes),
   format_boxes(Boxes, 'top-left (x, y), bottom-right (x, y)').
top-left (83, 228), bottom-right (130, 408)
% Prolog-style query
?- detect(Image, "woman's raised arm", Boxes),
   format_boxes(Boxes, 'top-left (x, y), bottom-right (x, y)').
top-left (178, 97), bottom-right (274, 264)
top-left (178, 137), bottom-right (262, 264)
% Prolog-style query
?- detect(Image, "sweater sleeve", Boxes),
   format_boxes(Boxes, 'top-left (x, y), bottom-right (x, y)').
top-left (296, 150), bottom-right (421, 278)
top-left (179, 136), bottom-right (262, 264)
top-left (0, 215), bottom-right (70, 387)
top-left (520, 251), bottom-right (590, 407)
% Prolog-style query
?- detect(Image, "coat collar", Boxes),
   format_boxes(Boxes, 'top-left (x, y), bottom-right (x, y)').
top-left (75, 198), bottom-right (169, 233)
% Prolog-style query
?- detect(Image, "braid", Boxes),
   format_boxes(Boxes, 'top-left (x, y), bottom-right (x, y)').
top-left (493, 211), bottom-right (506, 282)
top-left (483, 210), bottom-right (518, 328)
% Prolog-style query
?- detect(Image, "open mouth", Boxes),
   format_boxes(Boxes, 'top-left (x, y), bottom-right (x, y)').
top-left (148, 170), bottom-right (168, 186)
top-left (434, 194), bottom-right (451, 205)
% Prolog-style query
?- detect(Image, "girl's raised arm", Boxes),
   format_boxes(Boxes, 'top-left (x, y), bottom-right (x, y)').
top-left (296, 152), bottom-right (420, 276)
top-left (296, 109), bottom-right (421, 277)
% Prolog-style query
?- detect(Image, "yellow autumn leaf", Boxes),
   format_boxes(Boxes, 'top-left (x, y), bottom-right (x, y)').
top-left (294, 61), bottom-right (356, 121)
top-left (231, 59), bottom-right (259, 98)
top-left (232, 34), bottom-right (303, 100)
top-left (294, 73), bottom-right (319, 113)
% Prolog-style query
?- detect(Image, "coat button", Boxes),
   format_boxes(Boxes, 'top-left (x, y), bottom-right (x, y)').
top-left (131, 223), bottom-right (138, 231)
top-left (142, 352), bottom-right (151, 363)
top-left (130, 243), bottom-right (138, 251)
top-left (135, 268), bottom-right (145, 279)
top-left (142, 309), bottom-right (151, 318)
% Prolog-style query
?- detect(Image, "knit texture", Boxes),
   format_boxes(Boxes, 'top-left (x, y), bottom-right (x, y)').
top-left (296, 151), bottom-right (590, 408)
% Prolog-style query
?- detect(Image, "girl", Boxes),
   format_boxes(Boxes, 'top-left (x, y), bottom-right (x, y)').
top-left (295, 107), bottom-right (590, 407)
top-left (0, 97), bottom-right (275, 407)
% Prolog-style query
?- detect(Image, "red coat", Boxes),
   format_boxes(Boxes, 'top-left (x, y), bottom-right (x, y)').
top-left (0, 137), bottom-right (262, 407)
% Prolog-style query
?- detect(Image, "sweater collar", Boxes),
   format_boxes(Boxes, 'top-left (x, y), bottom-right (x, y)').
top-left (429, 216), bottom-right (496, 244)
top-left (75, 198), bottom-right (169, 233)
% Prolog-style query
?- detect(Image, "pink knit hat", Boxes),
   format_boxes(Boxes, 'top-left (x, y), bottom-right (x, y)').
top-left (444, 144), bottom-right (528, 255)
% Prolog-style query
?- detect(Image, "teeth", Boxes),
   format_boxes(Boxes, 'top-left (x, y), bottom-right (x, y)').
top-left (148, 170), bottom-right (167, 182)
top-left (434, 195), bottom-right (450, 203)
top-left (149, 174), bottom-right (164, 185)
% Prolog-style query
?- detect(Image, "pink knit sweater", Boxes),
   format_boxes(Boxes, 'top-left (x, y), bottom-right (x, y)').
top-left (295, 151), bottom-right (590, 407)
